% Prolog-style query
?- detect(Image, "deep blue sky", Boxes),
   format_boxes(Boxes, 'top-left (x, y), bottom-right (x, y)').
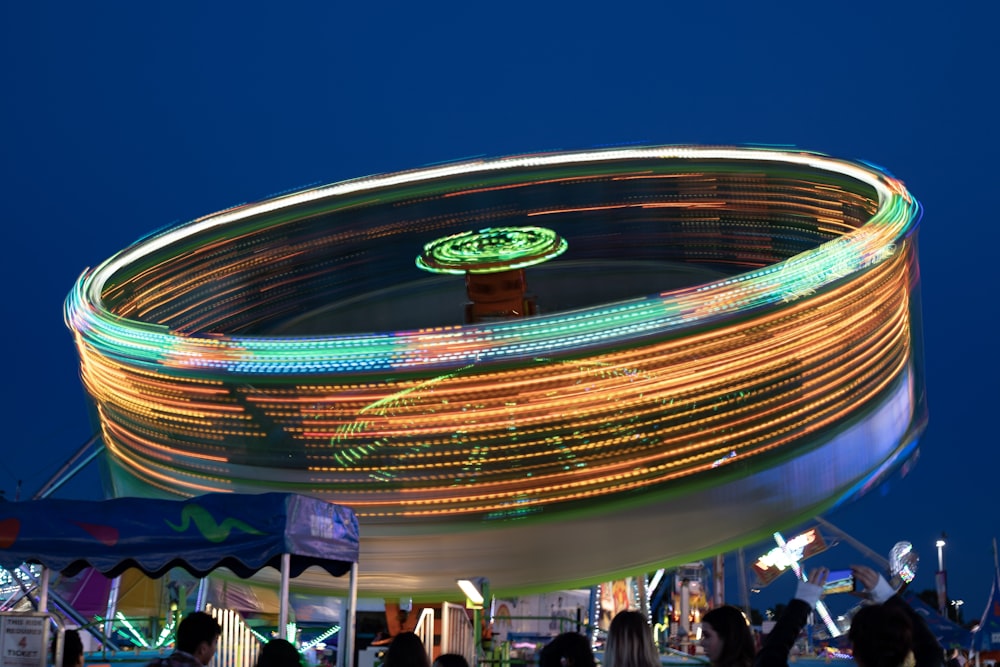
top-left (2, 1), bottom-right (996, 622)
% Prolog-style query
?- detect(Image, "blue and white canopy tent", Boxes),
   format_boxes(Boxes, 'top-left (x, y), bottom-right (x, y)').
top-left (900, 590), bottom-right (973, 650)
top-left (0, 493), bottom-right (360, 664)
top-left (971, 574), bottom-right (1000, 661)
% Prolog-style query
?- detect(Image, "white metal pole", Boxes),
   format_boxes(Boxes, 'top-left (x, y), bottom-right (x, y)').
top-left (813, 517), bottom-right (890, 569)
top-left (195, 578), bottom-right (209, 611)
top-left (680, 580), bottom-right (690, 652)
top-left (936, 537), bottom-right (947, 615)
top-left (737, 547), bottom-right (751, 621)
top-left (279, 553), bottom-right (291, 639)
top-left (39, 567), bottom-right (50, 612)
top-left (343, 562), bottom-right (359, 667)
top-left (104, 575), bottom-right (121, 642)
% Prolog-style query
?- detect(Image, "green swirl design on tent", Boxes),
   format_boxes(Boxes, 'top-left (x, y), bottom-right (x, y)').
top-left (166, 504), bottom-right (265, 543)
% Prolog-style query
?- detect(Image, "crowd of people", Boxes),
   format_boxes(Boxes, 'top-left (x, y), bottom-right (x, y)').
top-left (380, 631), bottom-right (470, 667)
top-left (535, 564), bottom-right (946, 667)
top-left (699, 565), bottom-right (942, 667)
top-left (53, 562), bottom-right (950, 667)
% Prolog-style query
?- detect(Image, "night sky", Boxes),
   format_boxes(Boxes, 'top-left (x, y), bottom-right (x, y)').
top-left (3, 1), bottom-right (997, 624)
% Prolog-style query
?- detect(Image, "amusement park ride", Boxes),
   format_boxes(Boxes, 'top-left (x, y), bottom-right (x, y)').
top-left (415, 226), bottom-right (568, 323)
top-left (4, 145), bottom-right (928, 666)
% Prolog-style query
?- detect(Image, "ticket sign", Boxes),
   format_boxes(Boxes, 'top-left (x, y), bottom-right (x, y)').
top-left (0, 614), bottom-right (49, 667)
top-left (751, 528), bottom-right (828, 586)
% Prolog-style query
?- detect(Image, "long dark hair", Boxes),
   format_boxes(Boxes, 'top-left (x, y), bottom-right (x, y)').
top-left (701, 606), bottom-right (754, 667)
top-left (539, 632), bottom-right (595, 667)
top-left (432, 654), bottom-right (470, 667)
top-left (61, 630), bottom-right (84, 667)
top-left (383, 632), bottom-right (431, 667)
top-left (256, 639), bottom-right (303, 667)
top-left (849, 604), bottom-right (913, 667)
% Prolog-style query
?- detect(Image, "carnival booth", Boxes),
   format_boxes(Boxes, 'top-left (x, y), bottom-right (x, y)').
top-left (0, 493), bottom-right (360, 667)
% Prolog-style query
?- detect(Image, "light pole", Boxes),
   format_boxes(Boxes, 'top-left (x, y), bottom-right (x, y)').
top-left (935, 534), bottom-right (947, 616)
top-left (951, 599), bottom-right (964, 623)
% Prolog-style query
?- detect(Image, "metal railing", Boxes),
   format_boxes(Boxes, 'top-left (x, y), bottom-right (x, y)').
top-left (209, 606), bottom-right (264, 667)
top-left (440, 602), bottom-right (475, 666)
top-left (413, 608), bottom-right (436, 665)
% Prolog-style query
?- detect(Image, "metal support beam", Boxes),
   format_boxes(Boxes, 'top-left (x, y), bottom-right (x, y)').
top-left (279, 553), bottom-right (291, 639)
top-left (39, 568), bottom-right (50, 612)
top-left (33, 433), bottom-right (104, 499)
top-left (195, 578), bottom-right (209, 611)
top-left (104, 576), bottom-right (121, 643)
top-left (813, 516), bottom-right (889, 569)
top-left (342, 562), bottom-right (359, 667)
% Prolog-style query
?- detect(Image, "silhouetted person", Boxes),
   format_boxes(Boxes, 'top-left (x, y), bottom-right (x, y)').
top-left (62, 629), bottom-right (84, 667)
top-left (702, 568), bottom-right (829, 667)
top-left (382, 632), bottom-right (430, 667)
top-left (538, 632), bottom-right (595, 667)
top-left (432, 654), bottom-right (470, 667)
top-left (256, 639), bottom-right (303, 667)
top-left (700, 605), bottom-right (755, 667)
top-left (150, 611), bottom-right (222, 667)
top-left (850, 565), bottom-right (943, 667)
top-left (604, 611), bottom-right (659, 667)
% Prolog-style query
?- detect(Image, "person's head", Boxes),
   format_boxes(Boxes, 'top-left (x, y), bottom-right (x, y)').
top-left (62, 629), bottom-right (84, 667)
top-left (432, 654), bottom-right (470, 667)
top-left (538, 632), bottom-right (595, 667)
top-left (848, 603), bottom-right (914, 667)
top-left (700, 606), bottom-right (754, 667)
top-left (256, 639), bottom-right (303, 667)
top-left (176, 611), bottom-right (222, 666)
top-left (383, 632), bottom-right (430, 667)
top-left (604, 611), bottom-right (659, 667)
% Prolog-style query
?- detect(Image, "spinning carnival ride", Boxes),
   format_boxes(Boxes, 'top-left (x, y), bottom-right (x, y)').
top-left (65, 146), bottom-right (926, 599)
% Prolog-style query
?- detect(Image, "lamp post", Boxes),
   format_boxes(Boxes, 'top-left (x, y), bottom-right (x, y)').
top-left (951, 599), bottom-right (964, 623)
top-left (935, 534), bottom-right (947, 616)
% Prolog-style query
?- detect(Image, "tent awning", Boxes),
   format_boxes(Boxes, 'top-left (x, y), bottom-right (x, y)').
top-left (0, 492), bottom-right (359, 579)
top-left (972, 575), bottom-right (1000, 653)
top-left (901, 590), bottom-right (973, 649)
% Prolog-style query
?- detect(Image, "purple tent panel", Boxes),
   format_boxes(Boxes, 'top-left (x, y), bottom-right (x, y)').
top-left (0, 492), bottom-right (359, 580)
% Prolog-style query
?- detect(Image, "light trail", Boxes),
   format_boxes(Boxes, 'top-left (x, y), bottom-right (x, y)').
top-left (65, 146), bottom-right (925, 597)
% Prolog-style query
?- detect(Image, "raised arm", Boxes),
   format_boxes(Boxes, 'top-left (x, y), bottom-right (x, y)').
top-left (852, 566), bottom-right (945, 667)
top-left (754, 568), bottom-right (829, 667)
